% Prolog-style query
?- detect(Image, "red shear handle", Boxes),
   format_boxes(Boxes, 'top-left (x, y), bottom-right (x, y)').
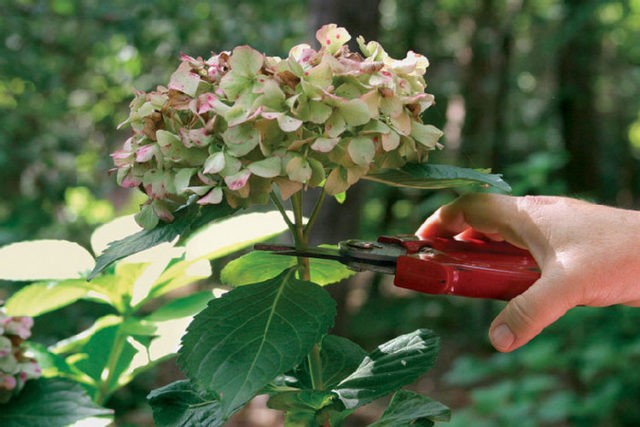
top-left (391, 238), bottom-right (541, 300)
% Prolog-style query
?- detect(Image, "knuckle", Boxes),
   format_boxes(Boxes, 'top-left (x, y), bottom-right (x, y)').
top-left (505, 295), bottom-right (538, 333)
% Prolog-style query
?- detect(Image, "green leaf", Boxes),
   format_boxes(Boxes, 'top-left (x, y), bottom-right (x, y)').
top-left (369, 390), bottom-right (450, 427)
top-left (88, 203), bottom-right (237, 280)
top-left (319, 335), bottom-right (368, 389)
top-left (219, 250), bottom-right (355, 287)
top-left (267, 389), bottom-right (337, 412)
top-left (0, 240), bottom-right (94, 281)
top-left (0, 378), bottom-right (112, 427)
top-left (4, 279), bottom-right (91, 317)
top-left (178, 269), bottom-right (336, 417)
top-left (145, 291), bottom-right (213, 322)
top-left (148, 380), bottom-right (226, 427)
top-left (333, 329), bottom-right (440, 409)
top-left (364, 163), bottom-right (512, 192)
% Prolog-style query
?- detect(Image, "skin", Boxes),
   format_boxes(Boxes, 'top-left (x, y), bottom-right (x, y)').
top-left (416, 193), bottom-right (640, 352)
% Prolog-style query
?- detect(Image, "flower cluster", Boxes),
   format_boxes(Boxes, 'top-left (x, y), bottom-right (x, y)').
top-left (113, 24), bottom-right (443, 228)
top-left (0, 308), bottom-right (41, 404)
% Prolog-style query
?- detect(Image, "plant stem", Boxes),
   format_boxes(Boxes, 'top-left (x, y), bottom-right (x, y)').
top-left (304, 187), bottom-right (326, 236)
top-left (288, 191), bottom-right (328, 404)
top-left (291, 192), bottom-right (310, 281)
top-left (95, 321), bottom-right (127, 405)
top-left (270, 191), bottom-right (296, 236)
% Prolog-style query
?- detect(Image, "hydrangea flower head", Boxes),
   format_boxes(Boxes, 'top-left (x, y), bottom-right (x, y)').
top-left (113, 24), bottom-right (443, 228)
top-left (0, 309), bottom-right (40, 403)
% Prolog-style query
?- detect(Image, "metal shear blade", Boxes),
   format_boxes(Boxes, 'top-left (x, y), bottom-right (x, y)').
top-left (254, 241), bottom-right (399, 274)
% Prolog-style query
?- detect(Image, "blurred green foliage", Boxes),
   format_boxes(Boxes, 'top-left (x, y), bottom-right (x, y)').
top-left (2, 0), bottom-right (640, 425)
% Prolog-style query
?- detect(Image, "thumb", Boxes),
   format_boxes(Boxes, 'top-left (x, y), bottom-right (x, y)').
top-left (488, 276), bottom-right (574, 352)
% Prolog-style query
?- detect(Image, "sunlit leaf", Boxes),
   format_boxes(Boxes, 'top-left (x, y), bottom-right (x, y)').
top-left (4, 280), bottom-right (92, 317)
top-left (88, 203), bottom-right (237, 280)
top-left (178, 269), bottom-right (336, 417)
top-left (145, 291), bottom-right (214, 322)
top-left (0, 240), bottom-right (94, 281)
top-left (219, 250), bottom-right (355, 287)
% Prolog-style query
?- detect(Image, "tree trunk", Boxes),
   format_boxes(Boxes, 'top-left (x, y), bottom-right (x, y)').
top-left (557, 0), bottom-right (601, 196)
top-left (459, 0), bottom-right (515, 171)
top-left (307, 0), bottom-right (381, 336)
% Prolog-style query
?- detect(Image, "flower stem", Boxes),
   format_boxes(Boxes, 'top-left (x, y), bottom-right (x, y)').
top-left (291, 192), bottom-right (310, 281)
top-left (270, 191), bottom-right (296, 237)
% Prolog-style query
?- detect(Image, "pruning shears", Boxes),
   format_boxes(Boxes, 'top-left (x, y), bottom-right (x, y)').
top-left (255, 235), bottom-right (541, 300)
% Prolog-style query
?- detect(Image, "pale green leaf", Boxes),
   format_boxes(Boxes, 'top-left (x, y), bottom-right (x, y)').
top-left (145, 291), bottom-right (214, 322)
top-left (219, 250), bottom-right (355, 287)
top-left (0, 240), bottom-right (94, 281)
top-left (178, 269), bottom-right (336, 417)
top-left (4, 280), bottom-right (92, 317)
top-left (333, 329), bottom-right (440, 409)
top-left (88, 203), bottom-right (237, 280)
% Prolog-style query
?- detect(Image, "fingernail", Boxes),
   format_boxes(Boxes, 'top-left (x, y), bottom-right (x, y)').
top-left (491, 324), bottom-right (515, 350)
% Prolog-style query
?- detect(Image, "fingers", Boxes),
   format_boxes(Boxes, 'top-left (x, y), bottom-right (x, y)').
top-left (417, 193), bottom-right (519, 242)
top-left (488, 275), bottom-right (575, 352)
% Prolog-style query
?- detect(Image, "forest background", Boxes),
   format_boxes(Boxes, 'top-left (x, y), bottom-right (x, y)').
top-left (1, 0), bottom-right (640, 425)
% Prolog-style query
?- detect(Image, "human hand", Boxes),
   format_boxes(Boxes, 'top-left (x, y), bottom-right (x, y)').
top-left (416, 194), bottom-right (640, 352)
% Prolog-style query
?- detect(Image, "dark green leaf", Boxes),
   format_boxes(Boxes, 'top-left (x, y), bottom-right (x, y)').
top-left (88, 203), bottom-right (237, 279)
top-left (267, 390), bottom-right (337, 412)
top-left (333, 329), bottom-right (440, 409)
top-left (145, 291), bottom-right (214, 322)
top-left (0, 378), bottom-right (112, 427)
top-left (148, 380), bottom-right (226, 427)
top-left (178, 269), bottom-right (336, 417)
top-left (319, 335), bottom-right (368, 389)
top-left (369, 390), bottom-right (450, 427)
top-left (364, 163), bottom-right (511, 192)
top-left (220, 248), bottom-right (355, 287)
top-left (72, 323), bottom-right (136, 393)
top-left (4, 279), bottom-right (91, 317)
